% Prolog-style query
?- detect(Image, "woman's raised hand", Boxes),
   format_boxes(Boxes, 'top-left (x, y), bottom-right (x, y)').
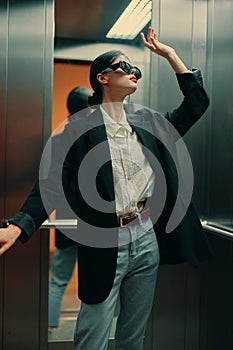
top-left (140, 26), bottom-right (175, 59)
top-left (140, 26), bottom-right (190, 73)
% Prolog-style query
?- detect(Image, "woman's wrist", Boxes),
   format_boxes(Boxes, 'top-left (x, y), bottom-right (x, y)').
top-left (166, 50), bottom-right (190, 73)
top-left (8, 224), bottom-right (22, 237)
top-left (164, 48), bottom-right (176, 60)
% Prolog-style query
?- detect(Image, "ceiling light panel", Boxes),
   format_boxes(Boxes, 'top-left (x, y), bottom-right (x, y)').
top-left (106, 0), bottom-right (152, 40)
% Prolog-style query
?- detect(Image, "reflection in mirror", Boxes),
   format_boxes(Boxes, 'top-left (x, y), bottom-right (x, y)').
top-left (48, 223), bottom-right (79, 341)
top-left (48, 61), bottom-right (91, 342)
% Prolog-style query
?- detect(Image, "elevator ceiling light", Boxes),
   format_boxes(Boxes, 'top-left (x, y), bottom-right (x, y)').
top-left (106, 0), bottom-right (152, 40)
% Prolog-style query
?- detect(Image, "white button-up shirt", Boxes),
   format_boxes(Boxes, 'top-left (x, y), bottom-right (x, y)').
top-left (100, 105), bottom-right (155, 216)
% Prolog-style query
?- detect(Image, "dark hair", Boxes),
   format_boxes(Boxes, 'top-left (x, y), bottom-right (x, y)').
top-left (67, 86), bottom-right (91, 115)
top-left (88, 50), bottom-right (127, 106)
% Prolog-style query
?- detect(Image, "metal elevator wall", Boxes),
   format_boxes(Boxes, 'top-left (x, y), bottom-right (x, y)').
top-left (147, 1), bottom-right (233, 350)
top-left (0, 1), bottom-right (54, 350)
top-left (150, 0), bottom-right (233, 229)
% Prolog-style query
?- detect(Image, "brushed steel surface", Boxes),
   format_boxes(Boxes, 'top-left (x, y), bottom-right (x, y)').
top-left (0, 0), bottom-right (8, 347)
top-left (0, 1), bottom-right (54, 350)
top-left (149, 1), bottom-right (233, 350)
top-left (204, 0), bottom-right (233, 227)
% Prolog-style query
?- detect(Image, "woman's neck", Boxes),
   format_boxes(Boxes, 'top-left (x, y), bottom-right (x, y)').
top-left (101, 101), bottom-right (124, 122)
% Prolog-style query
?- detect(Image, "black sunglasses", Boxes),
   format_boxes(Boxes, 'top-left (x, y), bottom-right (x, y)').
top-left (100, 60), bottom-right (142, 80)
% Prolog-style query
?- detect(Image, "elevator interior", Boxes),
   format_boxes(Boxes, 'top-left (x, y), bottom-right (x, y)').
top-left (1, 0), bottom-right (233, 350)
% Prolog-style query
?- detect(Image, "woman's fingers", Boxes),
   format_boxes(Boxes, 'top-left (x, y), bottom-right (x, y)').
top-left (141, 26), bottom-right (159, 50)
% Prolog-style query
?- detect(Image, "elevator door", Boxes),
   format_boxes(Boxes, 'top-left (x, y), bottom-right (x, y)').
top-left (0, 1), bottom-right (54, 350)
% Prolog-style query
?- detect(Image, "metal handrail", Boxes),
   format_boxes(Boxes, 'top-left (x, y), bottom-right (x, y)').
top-left (201, 220), bottom-right (233, 240)
top-left (41, 219), bottom-right (78, 229)
top-left (40, 219), bottom-right (233, 240)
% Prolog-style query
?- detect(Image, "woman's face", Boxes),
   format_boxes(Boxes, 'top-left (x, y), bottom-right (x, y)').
top-left (100, 55), bottom-right (139, 99)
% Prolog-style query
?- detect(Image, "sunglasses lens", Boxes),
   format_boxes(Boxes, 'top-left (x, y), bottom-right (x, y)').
top-left (120, 61), bottom-right (142, 80)
top-left (134, 68), bottom-right (142, 80)
top-left (120, 61), bottom-right (132, 74)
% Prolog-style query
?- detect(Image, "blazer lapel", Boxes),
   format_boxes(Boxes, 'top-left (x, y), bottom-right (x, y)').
top-left (87, 108), bottom-right (115, 202)
top-left (88, 107), bottom-right (108, 145)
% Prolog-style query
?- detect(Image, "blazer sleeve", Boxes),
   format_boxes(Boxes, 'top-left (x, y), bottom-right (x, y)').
top-left (8, 180), bottom-right (48, 242)
top-left (8, 128), bottom-right (75, 243)
top-left (164, 69), bottom-right (210, 137)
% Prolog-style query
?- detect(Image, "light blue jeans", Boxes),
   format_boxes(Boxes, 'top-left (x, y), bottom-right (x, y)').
top-left (48, 244), bottom-right (77, 327)
top-left (74, 216), bottom-right (160, 350)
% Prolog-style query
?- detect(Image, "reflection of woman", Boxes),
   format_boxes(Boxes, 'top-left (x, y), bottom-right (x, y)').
top-left (0, 27), bottom-right (212, 349)
top-left (48, 86), bottom-right (91, 332)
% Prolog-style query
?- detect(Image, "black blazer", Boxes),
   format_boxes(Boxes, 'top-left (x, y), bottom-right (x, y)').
top-left (9, 70), bottom-right (212, 304)
top-left (52, 133), bottom-right (77, 249)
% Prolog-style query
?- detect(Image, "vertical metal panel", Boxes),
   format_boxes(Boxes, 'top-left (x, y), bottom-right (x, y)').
top-left (204, 0), bottom-right (233, 225)
top-left (150, 0), bottom-right (193, 113)
top-left (149, 264), bottom-right (201, 350)
top-left (183, 0), bottom-right (209, 214)
top-left (199, 1), bottom-right (233, 349)
top-left (148, 1), bottom-right (233, 350)
top-left (0, 1), bottom-right (54, 350)
top-left (0, 1), bottom-right (9, 348)
top-left (0, 1), bottom-right (8, 214)
top-left (152, 264), bottom-right (188, 350)
top-left (39, 229), bottom-right (50, 350)
top-left (150, 0), bottom-right (210, 217)
top-left (200, 233), bottom-right (233, 350)
top-left (39, 3), bottom-right (54, 349)
top-left (148, 1), bottom-right (205, 349)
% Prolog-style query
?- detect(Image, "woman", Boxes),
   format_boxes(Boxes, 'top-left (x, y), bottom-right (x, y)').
top-left (0, 27), bottom-right (211, 349)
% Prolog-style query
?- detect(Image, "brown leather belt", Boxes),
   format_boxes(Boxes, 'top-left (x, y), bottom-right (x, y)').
top-left (118, 202), bottom-right (150, 227)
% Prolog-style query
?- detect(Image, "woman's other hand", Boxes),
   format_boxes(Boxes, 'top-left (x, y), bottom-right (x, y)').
top-left (0, 225), bottom-right (22, 255)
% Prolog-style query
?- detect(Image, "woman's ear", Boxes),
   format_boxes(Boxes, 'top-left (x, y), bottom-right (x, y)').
top-left (96, 73), bottom-right (108, 85)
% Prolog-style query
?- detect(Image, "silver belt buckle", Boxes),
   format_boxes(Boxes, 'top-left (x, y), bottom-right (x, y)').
top-left (119, 216), bottom-right (124, 227)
